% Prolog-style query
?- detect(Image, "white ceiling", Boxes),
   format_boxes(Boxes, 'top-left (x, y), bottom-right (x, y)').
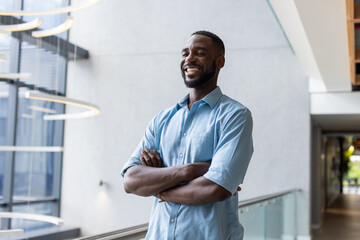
top-left (313, 114), bottom-right (360, 132)
top-left (269, 0), bottom-right (352, 93)
top-left (269, 0), bottom-right (360, 132)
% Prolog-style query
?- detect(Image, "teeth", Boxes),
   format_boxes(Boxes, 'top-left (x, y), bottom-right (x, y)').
top-left (187, 67), bottom-right (198, 73)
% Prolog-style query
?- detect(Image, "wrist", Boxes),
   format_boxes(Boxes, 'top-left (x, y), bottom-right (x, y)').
top-left (181, 164), bottom-right (195, 182)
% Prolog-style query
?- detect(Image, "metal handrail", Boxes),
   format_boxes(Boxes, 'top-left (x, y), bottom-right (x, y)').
top-left (238, 188), bottom-right (301, 208)
top-left (75, 223), bottom-right (148, 240)
top-left (76, 189), bottom-right (300, 240)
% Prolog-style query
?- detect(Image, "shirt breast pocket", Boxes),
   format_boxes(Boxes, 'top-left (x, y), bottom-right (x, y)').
top-left (189, 132), bottom-right (214, 162)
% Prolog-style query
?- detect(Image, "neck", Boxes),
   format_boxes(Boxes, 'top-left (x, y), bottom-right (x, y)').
top-left (188, 82), bottom-right (217, 110)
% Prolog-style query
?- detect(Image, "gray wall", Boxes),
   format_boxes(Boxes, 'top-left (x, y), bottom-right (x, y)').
top-left (62, 0), bottom-right (311, 237)
top-left (311, 120), bottom-right (325, 229)
top-left (324, 137), bottom-right (341, 206)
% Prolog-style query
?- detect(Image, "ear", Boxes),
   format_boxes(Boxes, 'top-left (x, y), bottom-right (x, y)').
top-left (216, 56), bottom-right (225, 69)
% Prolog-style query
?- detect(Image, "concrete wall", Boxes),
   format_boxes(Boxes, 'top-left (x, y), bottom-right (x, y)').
top-left (62, 0), bottom-right (311, 237)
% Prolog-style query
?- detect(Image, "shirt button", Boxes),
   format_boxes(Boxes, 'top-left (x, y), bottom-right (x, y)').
top-left (171, 218), bottom-right (175, 223)
top-left (183, 132), bottom-right (187, 136)
top-left (179, 154), bottom-right (183, 158)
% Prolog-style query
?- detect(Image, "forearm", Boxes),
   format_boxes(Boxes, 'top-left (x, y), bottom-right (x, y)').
top-left (123, 165), bottom-right (188, 196)
top-left (159, 177), bottom-right (232, 205)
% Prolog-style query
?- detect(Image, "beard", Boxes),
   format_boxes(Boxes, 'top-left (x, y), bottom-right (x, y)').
top-left (182, 61), bottom-right (216, 88)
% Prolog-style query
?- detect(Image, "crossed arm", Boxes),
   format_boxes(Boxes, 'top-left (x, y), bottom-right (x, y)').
top-left (123, 148), bottom-right (234, 205)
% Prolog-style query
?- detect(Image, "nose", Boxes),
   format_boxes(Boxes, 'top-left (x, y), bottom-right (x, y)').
top-left (185, 52), bottom-right (196, 63)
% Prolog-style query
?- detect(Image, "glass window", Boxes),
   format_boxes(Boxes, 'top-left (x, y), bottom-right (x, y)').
top-left (23, 0), bottom-right (70, 39)
top-left (19, 42), bottom-right (67, 94)
top-left (13, 152), bottom-right (60, 199)
top-left (0, 0), bottom-right (21, 12)
top-left (0, 83), bottom-right (9, 199)
top-left (0, 38), bottom-right (12, 72)
top-left (12, 202), bottom-right (56, 231)
top-left (0, 0), bottom-right (70, 233)
top-left (16, 89), bottom-right (64, 147)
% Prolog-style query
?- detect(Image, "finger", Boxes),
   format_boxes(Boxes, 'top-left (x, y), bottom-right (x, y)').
top-left (237, 186), bottom-right (241, 192)
top-left (140, 156), bottom-right (147, 166)
top-left (144, 148), bottom-right (154, 158)
top-left (155, 193), bottom-right (164, 203)
top-left (145, 148), bottom-right (157, 167)
top-left (141, 150), bottom-right (149, 160)
top-left (153, 150), bottom-right (162, 167)
top-left (233, 192), bottom-right (237, 196)
top-left (141, 150), bottom-right (153, 167)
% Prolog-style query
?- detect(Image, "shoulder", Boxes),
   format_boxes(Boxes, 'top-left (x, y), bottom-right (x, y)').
top-left (216, 94), bottom-right (252, 122)
top-left (154, 105), bottom-right (175, 121)
top-left (213, 95), bottom-right (253, 135)
top-left (149, 105), bottom-right (176, 128)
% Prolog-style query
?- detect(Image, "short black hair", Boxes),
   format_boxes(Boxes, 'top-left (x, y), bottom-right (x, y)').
top-left (191, 30), bottom-right (225, 56)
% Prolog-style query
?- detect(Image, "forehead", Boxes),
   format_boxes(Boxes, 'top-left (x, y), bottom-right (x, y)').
top-left (183, 34), bottom-right (214, 51)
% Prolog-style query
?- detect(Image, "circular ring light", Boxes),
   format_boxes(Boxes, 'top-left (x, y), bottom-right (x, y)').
top-left (0, 17), bottom-right (42, 32)
top-left (25, 91), bottom-right (100, 120)
top-left (0, 212), bottom-right (64, 226)
top-left (0, 29), bottom-right (10, 36)
top-left (0, 0), bottom-right (99, 16)
top-left (0, 146), bottom-right (63, 152)
top-left (0, 229), bottom-right (24, 237)
top-left (0, 73), bottom-right (32, 79)
top-left (32, 16), bottom-right (73, 38)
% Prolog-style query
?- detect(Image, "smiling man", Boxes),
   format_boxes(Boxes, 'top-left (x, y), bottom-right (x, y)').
top-left (121, 31), bottom-right (253, 240)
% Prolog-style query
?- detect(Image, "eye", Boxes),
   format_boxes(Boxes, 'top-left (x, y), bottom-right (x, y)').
top-left (182, 52), bottom-right (189, 57)
top-left (196, 52), bottom-right (205, 56)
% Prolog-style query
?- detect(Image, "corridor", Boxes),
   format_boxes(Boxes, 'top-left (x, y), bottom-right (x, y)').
top-left (312, 194), bottom-right (360, 240)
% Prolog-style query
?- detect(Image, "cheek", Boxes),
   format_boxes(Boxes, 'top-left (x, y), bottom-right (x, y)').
top-left (180, 60), bottom-right (185, 70)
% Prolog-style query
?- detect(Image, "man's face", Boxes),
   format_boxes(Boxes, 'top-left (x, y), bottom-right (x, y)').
top-left (180, 34), bottom-right (218, 88)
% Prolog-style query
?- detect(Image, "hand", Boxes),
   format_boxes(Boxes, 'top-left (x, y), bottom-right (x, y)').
top-left (233, 186), bottom-right (242, 196)
top-left (155, 192), bottom-right (164, 203)
top-left (140, 148), bottom-right (162, 167)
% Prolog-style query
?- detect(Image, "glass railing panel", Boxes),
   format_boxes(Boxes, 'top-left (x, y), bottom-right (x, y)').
top-left (281, 193), bottom-right (296, 240)
top-left (75, 190), bottom-right (299, 240)
top-left (238, 191), bottom-right (297, 240)
top-left (238, 203), bottom-right (266, 240)
top-left (264, 198), bottom-right (283, 240)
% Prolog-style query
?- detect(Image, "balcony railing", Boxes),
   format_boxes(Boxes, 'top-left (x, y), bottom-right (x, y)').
top-left (75, 189), bottom-right (300, 240)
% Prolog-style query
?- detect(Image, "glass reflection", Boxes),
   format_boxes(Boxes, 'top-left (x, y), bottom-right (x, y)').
top-left (23, 0), bottom-right (70, 39)
top-left (19, 41), bottom-right (67, 94)
top-left (16, 89), bottom-right (64, 147)
top-left (11, 202), bottom-right (55, 231)
top-left (0, 0), bottom-right (69, 233)
top-left (0, 83), bottom-right (9, 199)
top-left (13, 152), bottom-right (58, 199)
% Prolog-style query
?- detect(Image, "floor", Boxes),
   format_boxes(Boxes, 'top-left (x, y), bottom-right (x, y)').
top-left (312, 193), bottom-right (360, 240)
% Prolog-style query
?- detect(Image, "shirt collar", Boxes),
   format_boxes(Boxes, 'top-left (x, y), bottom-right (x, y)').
top-left (176, 86), bottom-right (223, 109)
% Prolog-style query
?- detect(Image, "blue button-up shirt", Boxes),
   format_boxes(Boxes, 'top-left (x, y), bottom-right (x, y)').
top-left (121, 87), bottom-right (253, 240)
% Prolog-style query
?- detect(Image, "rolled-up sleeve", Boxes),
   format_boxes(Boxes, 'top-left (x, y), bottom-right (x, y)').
top-left (203, 109), bottom-right (253, 194)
